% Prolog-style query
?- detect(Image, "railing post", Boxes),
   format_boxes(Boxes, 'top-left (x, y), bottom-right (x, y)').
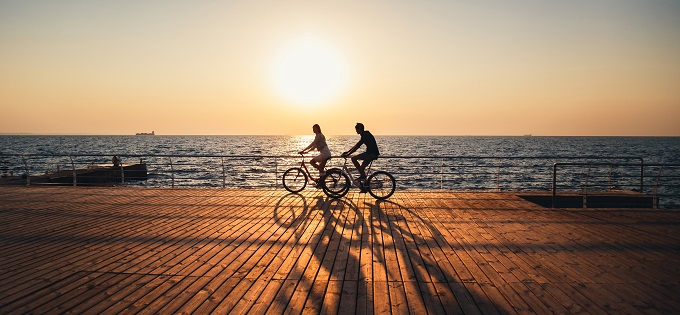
top-left (584, 165), bottom-right (591, 208)
top-left (552, 163), bottom-right (557, 208)
top-left (70, 155), bottom-right (77, 187)
top-left (440, 158), bottom-right (444, 190)
top-left (607, 164), bottom-right (614, 191)
top-left (275, 159), bottom-right (279, 189)
top-left (496, 158), bottom-right (501, 192)
top-left (654, 166), bottom-right (663, 209)
top-left (221, 157), bottom-right (226, 188)
top-left (640, 158), bottom-right (644, 193)
top-left (22, 156), bottom-right (30, 186)
top-left (120, 156), bottom-right (125, 184)
top-left (169, 156), bottom-right (175, 188)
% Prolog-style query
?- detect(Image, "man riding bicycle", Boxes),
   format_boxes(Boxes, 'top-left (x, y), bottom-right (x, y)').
top-left (341, 123), bottom-right (380, 187)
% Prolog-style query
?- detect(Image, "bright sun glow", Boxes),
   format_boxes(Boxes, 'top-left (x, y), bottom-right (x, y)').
top-left (271, 36), bottom-right (349, 107)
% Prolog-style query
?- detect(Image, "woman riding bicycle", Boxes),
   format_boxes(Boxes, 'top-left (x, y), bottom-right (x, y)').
top-left (299, 124), bottom-right (331, 177)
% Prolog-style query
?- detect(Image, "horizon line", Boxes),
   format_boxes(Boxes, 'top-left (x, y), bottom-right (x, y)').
top-left (2, 133), bottom-right (679, 137)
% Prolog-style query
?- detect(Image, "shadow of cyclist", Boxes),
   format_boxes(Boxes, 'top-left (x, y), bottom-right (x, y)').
top-left (268, 192), bottom-right (502, 313)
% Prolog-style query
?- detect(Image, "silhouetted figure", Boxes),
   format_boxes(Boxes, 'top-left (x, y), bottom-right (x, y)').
top-left (299, 124), bottom-right (331, 177)
top-left (342, 123), bottom-right (380, 188)
top-left (112, 156), bottom-right (121, 168)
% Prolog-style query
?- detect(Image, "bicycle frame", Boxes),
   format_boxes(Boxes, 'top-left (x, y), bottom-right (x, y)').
top-left (338, 157), bottom-right (374, 188)
top-left (281, 153), bottom-right (328, 194)
top-left (286, 154), bottom-right (394, 200)
top-left (321, 156), bottom-right (395, 200)
top-left (295, 154), bottom-right (319, 183)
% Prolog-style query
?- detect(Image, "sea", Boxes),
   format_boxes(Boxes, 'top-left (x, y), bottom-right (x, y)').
top-left (1, 135), bottom-right (679, 207)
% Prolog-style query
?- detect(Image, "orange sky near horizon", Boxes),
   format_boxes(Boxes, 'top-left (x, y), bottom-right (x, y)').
top-left (1, 1), bottom-right (679, 136)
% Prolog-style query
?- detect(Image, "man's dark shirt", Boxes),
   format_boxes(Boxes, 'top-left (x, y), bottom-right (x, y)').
top-left (358, 130), bottom-right (380, 155)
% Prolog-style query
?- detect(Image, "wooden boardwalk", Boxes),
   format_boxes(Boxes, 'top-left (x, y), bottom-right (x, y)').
top-left (1, 187), bottom-right (679, 314)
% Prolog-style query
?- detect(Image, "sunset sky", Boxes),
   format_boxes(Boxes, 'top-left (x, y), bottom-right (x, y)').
top-left (1, 0), bottom-right (679, 136)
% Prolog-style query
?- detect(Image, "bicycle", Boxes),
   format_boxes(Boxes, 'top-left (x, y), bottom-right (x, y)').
top-left (321, 157), bottom-right (396, 200)
top-left (281, 153), bottom-right (329, 193)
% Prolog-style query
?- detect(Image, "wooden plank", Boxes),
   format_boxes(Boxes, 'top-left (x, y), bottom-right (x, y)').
top-left (495, 197), bottom-right (678, 312)
top-left (210, 195), bottom-right (319, 314)
top-left (263, 198), bottom-right (329, 314)
top-left (64, 273), bottom-right (146, 314)
top-left (448, 282), bottom-right (483, 315)
top-left (283, 196), bottom-right (343, 313)
top-left (426, 192), bottom-right (575, 313)
top-left (227, 204), bottom-right (320, 313)
top-left (176, 193), bottom-right (287, 314)
top-left (444, 196), bottom-right (565, 314)
top-left (390, 194), bottom-right (437, 284)
top-left (248, 279), bottom-right (285, 314)
top-left (425, 193), bottom-right (529, 312)
top-left (315, 200), bottom-right (347, 283)
top-left (1, 187), bottom-right (680, 314)
top-left (319, 280), bottom-right (342, 315)
top-left (144, 206), bottom-right (276, 311)
top-left (266, 279), bottom-right (298, 314)
top-left (329, 196), bottom-right (358, 283)
top-left (473, 196), bottom-right (607, 313)
top-left (0, 270), bottom-right (78, 314)
top-left (302, 279), bottom-right (328, 314)
top-left (337, 280), bottom-right (358, 314)
top-left (243, 195), bottom-right (329, 314)
top-left (97, 274), bottom-right (160, 314)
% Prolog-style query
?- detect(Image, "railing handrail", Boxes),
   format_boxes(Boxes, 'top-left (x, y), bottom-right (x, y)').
top-left (4, 153), bottom-right (679, 208)
top-left (552, 161), bottom-right (680, 208)
top-left (552, 162), bottom-right (680, 167)
top-left (1, 153), bottom-right (647, 160)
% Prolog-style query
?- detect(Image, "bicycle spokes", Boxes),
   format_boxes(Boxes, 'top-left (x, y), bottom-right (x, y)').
top-left (367, 171), bottom-right (396, 200)
top-left (321, 169), bottom-right (350, 198)
top-left (282, 167), bottom-right (307, 193)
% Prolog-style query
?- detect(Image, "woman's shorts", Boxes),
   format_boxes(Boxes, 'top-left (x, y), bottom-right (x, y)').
top-left (312, 146), bottom-right (331, 162)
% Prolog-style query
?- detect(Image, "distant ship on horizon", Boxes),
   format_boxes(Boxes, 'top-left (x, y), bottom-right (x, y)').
top-left (136, 131), bottom-right (155, 136)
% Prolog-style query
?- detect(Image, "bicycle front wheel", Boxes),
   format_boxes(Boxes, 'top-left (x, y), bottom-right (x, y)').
top-left (282, 167), bottom-right (307, 193)
top-left (321, 168), bottom-right (350, 198)
top-left (367, 171), bottom-right (396, 200)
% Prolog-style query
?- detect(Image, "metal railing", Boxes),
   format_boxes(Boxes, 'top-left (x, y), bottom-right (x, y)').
top-left (1, 154), bottom-right (679, 208)
top-left (552, 162), bottom-right (680, 208)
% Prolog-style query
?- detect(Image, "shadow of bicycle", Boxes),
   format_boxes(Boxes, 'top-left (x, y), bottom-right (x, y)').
top-left (270, 192), bottom-right (505, 313)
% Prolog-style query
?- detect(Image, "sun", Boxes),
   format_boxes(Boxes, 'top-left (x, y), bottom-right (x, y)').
top-left (271, 36), bottom-right (349, 107)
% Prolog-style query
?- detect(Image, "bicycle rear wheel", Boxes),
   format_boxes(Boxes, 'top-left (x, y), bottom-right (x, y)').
top-left (282, 167), bottom-right (307, 193)
top-left (367, 171), bottom-right (396, 200)
top-left (321, 168), bottom-right (350, 198)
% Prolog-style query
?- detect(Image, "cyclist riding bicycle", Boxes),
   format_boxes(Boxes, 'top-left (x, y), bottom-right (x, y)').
top-left (299, 124), bottom-right (331, 177)
top-left (341, 123), bottom-right (380, 190)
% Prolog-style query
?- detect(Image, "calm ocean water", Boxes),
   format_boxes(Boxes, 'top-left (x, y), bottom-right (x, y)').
top-left (1, 135), bottom-right (679, 206)
top-left (2, 135), bottom-right (679, 161)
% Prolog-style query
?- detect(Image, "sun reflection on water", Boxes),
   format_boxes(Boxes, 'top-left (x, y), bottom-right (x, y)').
top-left (287, 135), bottom-right (315, 153)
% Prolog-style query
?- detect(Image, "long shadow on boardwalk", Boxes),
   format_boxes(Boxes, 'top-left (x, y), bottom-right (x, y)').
top-left (269, 193), bottom-right (503, 314)
top-left (1, 187), bottom-right (679, 314)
